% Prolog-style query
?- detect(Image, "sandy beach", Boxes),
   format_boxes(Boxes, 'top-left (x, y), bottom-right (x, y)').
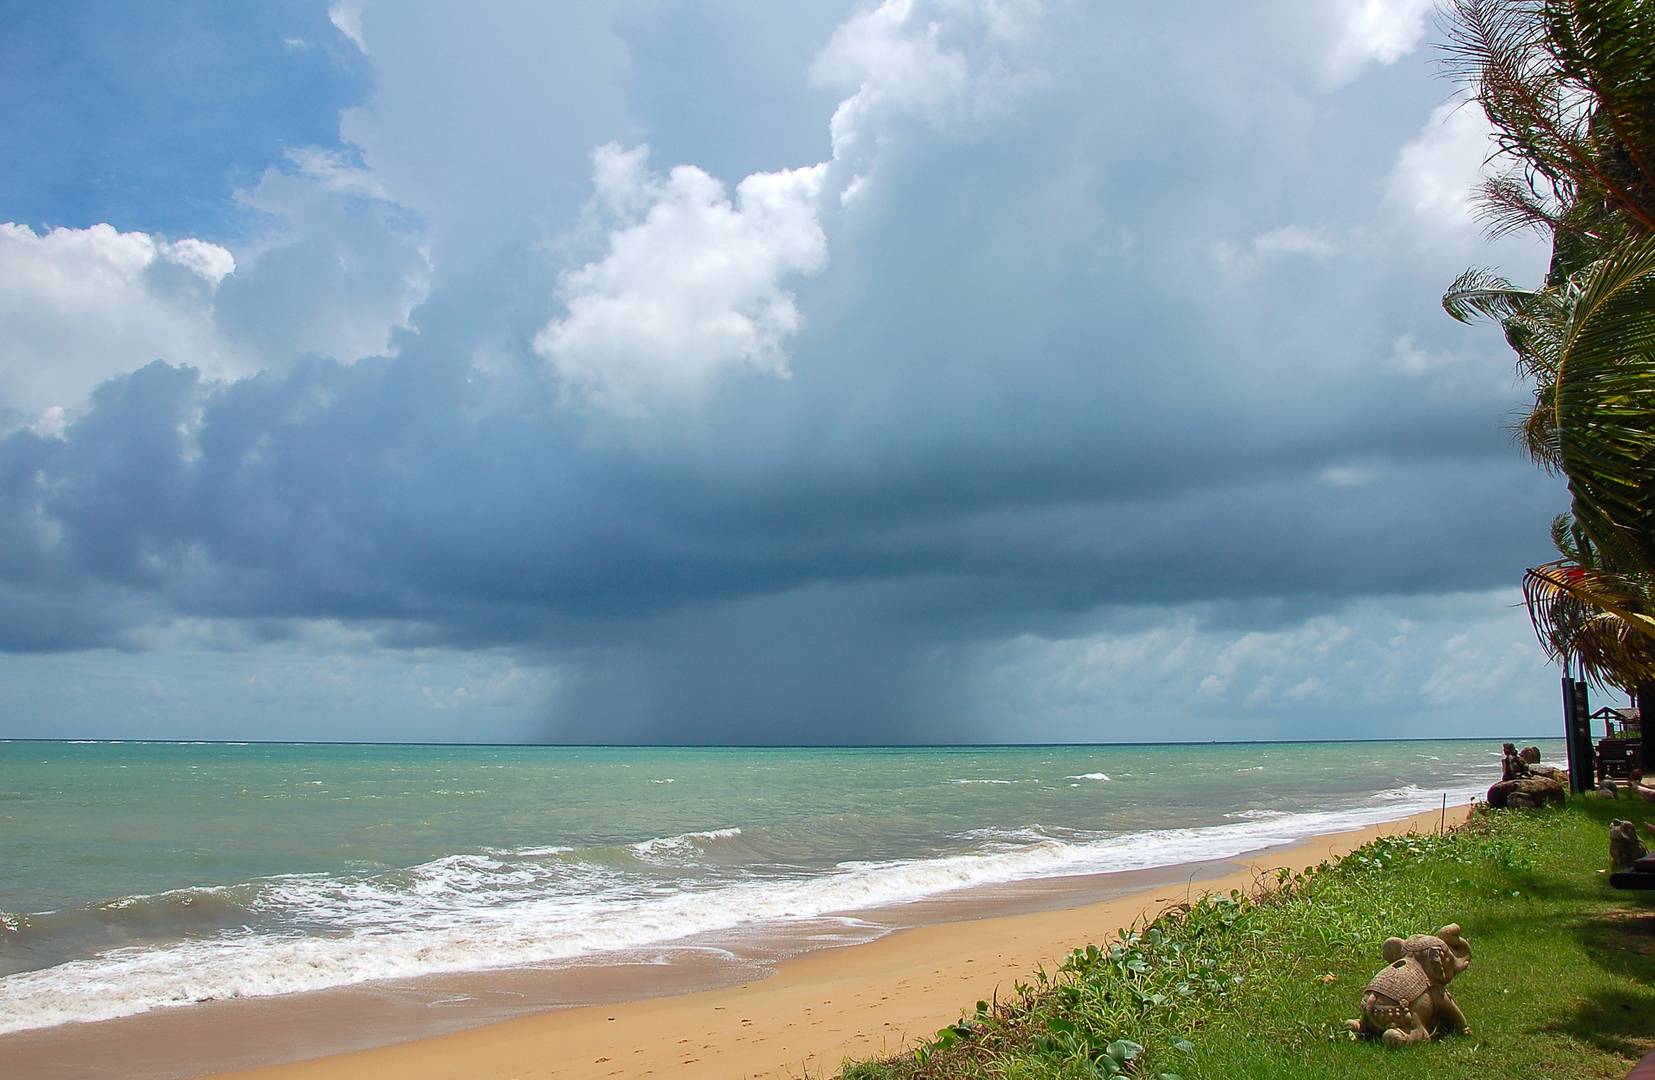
top-left (107, 803), bottom-right (1463, 1080)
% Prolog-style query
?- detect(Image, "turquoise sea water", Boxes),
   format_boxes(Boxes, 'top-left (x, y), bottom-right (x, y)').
top-left (0, 738), bottom-right (1555, 1033)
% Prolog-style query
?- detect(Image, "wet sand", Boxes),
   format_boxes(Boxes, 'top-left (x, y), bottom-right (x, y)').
top-left (2, 803), bottom-right (1471, 1079)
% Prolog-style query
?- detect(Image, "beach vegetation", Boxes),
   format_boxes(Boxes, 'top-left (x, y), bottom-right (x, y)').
top-left (836, 798), bottom-right (1655, 1079)
top-left (1439, 0), bottom-right (1655, 689)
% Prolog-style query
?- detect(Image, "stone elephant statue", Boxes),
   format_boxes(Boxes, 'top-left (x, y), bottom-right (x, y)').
top-left (1345, 924), bottom-right (1472, 1047)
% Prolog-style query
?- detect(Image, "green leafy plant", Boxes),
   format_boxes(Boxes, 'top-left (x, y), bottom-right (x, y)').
top-left (839, 801), bottom-right (1655, 1079)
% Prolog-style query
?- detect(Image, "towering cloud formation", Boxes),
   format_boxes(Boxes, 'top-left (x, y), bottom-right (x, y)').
top-left (537, 0), bottom-right (1050, 413)
top-left (537, 148), bottom-right (828, 413)
top-left (0, 2), bottom-right (1568, 743)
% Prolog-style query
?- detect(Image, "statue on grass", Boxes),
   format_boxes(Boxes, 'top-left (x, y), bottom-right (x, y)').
top-left (1346, 924), bottom-right (1473, 1047)
top-left (1489, 743), bottom-right (1564, 807)
top-left (1610, 819), bottom-right (1649, 871)
top-left (1498, 743), bottom-right (1569, 790)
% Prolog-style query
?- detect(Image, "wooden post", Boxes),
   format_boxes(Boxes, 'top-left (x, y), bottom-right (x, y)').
top-left (1562, 675), bottom-right (1580, 792)
top-left (1639, 682), bottom-right (1655, 780)
top-left (1572, 678), bottom-right (1594, 792)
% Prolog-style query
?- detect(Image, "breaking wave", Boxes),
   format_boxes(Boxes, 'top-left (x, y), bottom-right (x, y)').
top-left (628, 827), bottom-right (743, 861)
top-left (0, 780), bottom-right (1484, 1035)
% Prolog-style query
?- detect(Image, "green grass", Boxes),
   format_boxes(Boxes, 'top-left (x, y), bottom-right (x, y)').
top-left (837, 796), bottom-right (1655, 1080)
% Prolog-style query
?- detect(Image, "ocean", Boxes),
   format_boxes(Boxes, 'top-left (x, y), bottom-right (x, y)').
top-left (0, 738), bottom-right (1553, 1035)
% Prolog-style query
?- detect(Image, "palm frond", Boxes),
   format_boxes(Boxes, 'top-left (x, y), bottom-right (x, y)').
top-left (1440, 0), bottom-right (1655, 235)
top-left (1476, 173), bottom-right (1565, 240)
top-left (1545, 0), bottom-right (1655, 224)
top-left (1524, 560), bottom-right (1655, 689)
top-left (1549, 512), bottom-right (1580, 559)
top-left (1442, 266), bottom-right (1566, 383)
top-left (1513, 383), bottom-right (1564, 470)
top-left (1443, 266), bottom-right (1534, 323)
top-left (1553, 233), bottom-right (1655, 576)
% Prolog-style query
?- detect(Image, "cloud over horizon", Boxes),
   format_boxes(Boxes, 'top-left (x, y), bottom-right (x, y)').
top-left (0, 1), bottom-right (1577, 744)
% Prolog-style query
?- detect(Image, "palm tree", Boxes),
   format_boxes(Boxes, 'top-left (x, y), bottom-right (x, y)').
top-left (1440, 0), bottom-right (1655, 275)
top-left (1441, 0), bottom-right (1655, 693)
top-left (1445, 248), bottom-right (1655, 689)
top-left (1524, 516), bottom-right (1655, 692)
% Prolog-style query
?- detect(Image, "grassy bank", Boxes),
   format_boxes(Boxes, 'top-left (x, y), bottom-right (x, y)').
top-left (840, 797), bottom-right (1655, 1080)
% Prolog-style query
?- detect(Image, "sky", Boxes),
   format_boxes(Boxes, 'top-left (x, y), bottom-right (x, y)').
top-left (0, 0), bottom-right (1591, 744)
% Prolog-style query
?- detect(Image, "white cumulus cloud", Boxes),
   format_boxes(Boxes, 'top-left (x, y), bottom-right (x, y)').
top-left (535, 145), bottom-right (828, 415)
top-left (157, 237), bottom-right (236, 285)
top-left (1324, 0), bottom-right (1435, 86)
top-left (1214, 224), bottom-right (1339, 270)
top-left (1387, 99), bottom-right (1498, 234)
top-left (328, 1), bottom-right (366, 52)
top-left (1251, 224), bottom-right (1339, 259)
top-left (539, 0), bottom-right (1051, 416)
top-left (0, 223), bottom-right (242, 422)
top-left (284, 146), bottom-right (390, 201)
top-left (814, 0), bottom-right (1047, 166)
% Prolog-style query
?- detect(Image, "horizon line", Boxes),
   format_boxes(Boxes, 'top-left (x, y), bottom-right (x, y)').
top-left (0, 734), bottom-right (1564, 749)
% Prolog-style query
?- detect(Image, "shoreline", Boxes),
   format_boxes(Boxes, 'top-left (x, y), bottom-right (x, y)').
top-left (2, 802), bottom-right (1473, 1080)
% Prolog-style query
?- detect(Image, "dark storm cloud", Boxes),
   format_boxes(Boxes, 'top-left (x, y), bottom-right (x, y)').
top-left (0, 2), bottom-right (1567, 741)
top-left (0, 256), bottom-right (1554, 657)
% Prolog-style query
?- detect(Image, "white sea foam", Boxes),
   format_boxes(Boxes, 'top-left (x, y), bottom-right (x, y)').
top-left (1066, 773), bottom-right (1110, 781)
top-left (628, 827), bottom-right (742, 860)
top-left (0, 781), bottom-right (1487, 1036)
top-left (955, 825), bottom-right (1076, 846)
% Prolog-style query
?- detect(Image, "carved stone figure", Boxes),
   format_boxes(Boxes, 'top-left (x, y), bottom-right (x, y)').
top-left (1346, 924), bottom-right (1473, 1047)
top-left (1486, 775), bottom-right (1565, 808)
top-left (1500, 743), bottom-right (1531, 782)
top-left (1610, 819), bottom-right (1649, 870)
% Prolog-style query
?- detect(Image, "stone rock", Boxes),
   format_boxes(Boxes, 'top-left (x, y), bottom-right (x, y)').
top-left (1500, 743), bottom-right (1531, 782)
top-left (1599, 783), bottom-right (1621, 799)
top-left (1530, 765), bottom-right (1569, 784)
top-left (1345, 924), bottom-right (1473, 1047)
top-left (1519, 746), bottom-right (1541, 764)
top-left (1486, 776), bottom-right (1565, 809)
top-left (1610, 819), bottom-right (1649, 870)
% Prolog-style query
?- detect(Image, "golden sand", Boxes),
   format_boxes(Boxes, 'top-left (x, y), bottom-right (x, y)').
top-left (202, 805), bottom-right (1468, 1080)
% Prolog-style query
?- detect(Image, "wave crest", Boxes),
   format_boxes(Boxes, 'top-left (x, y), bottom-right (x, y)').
top-left (628, 827), bottom-right (743, 861)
